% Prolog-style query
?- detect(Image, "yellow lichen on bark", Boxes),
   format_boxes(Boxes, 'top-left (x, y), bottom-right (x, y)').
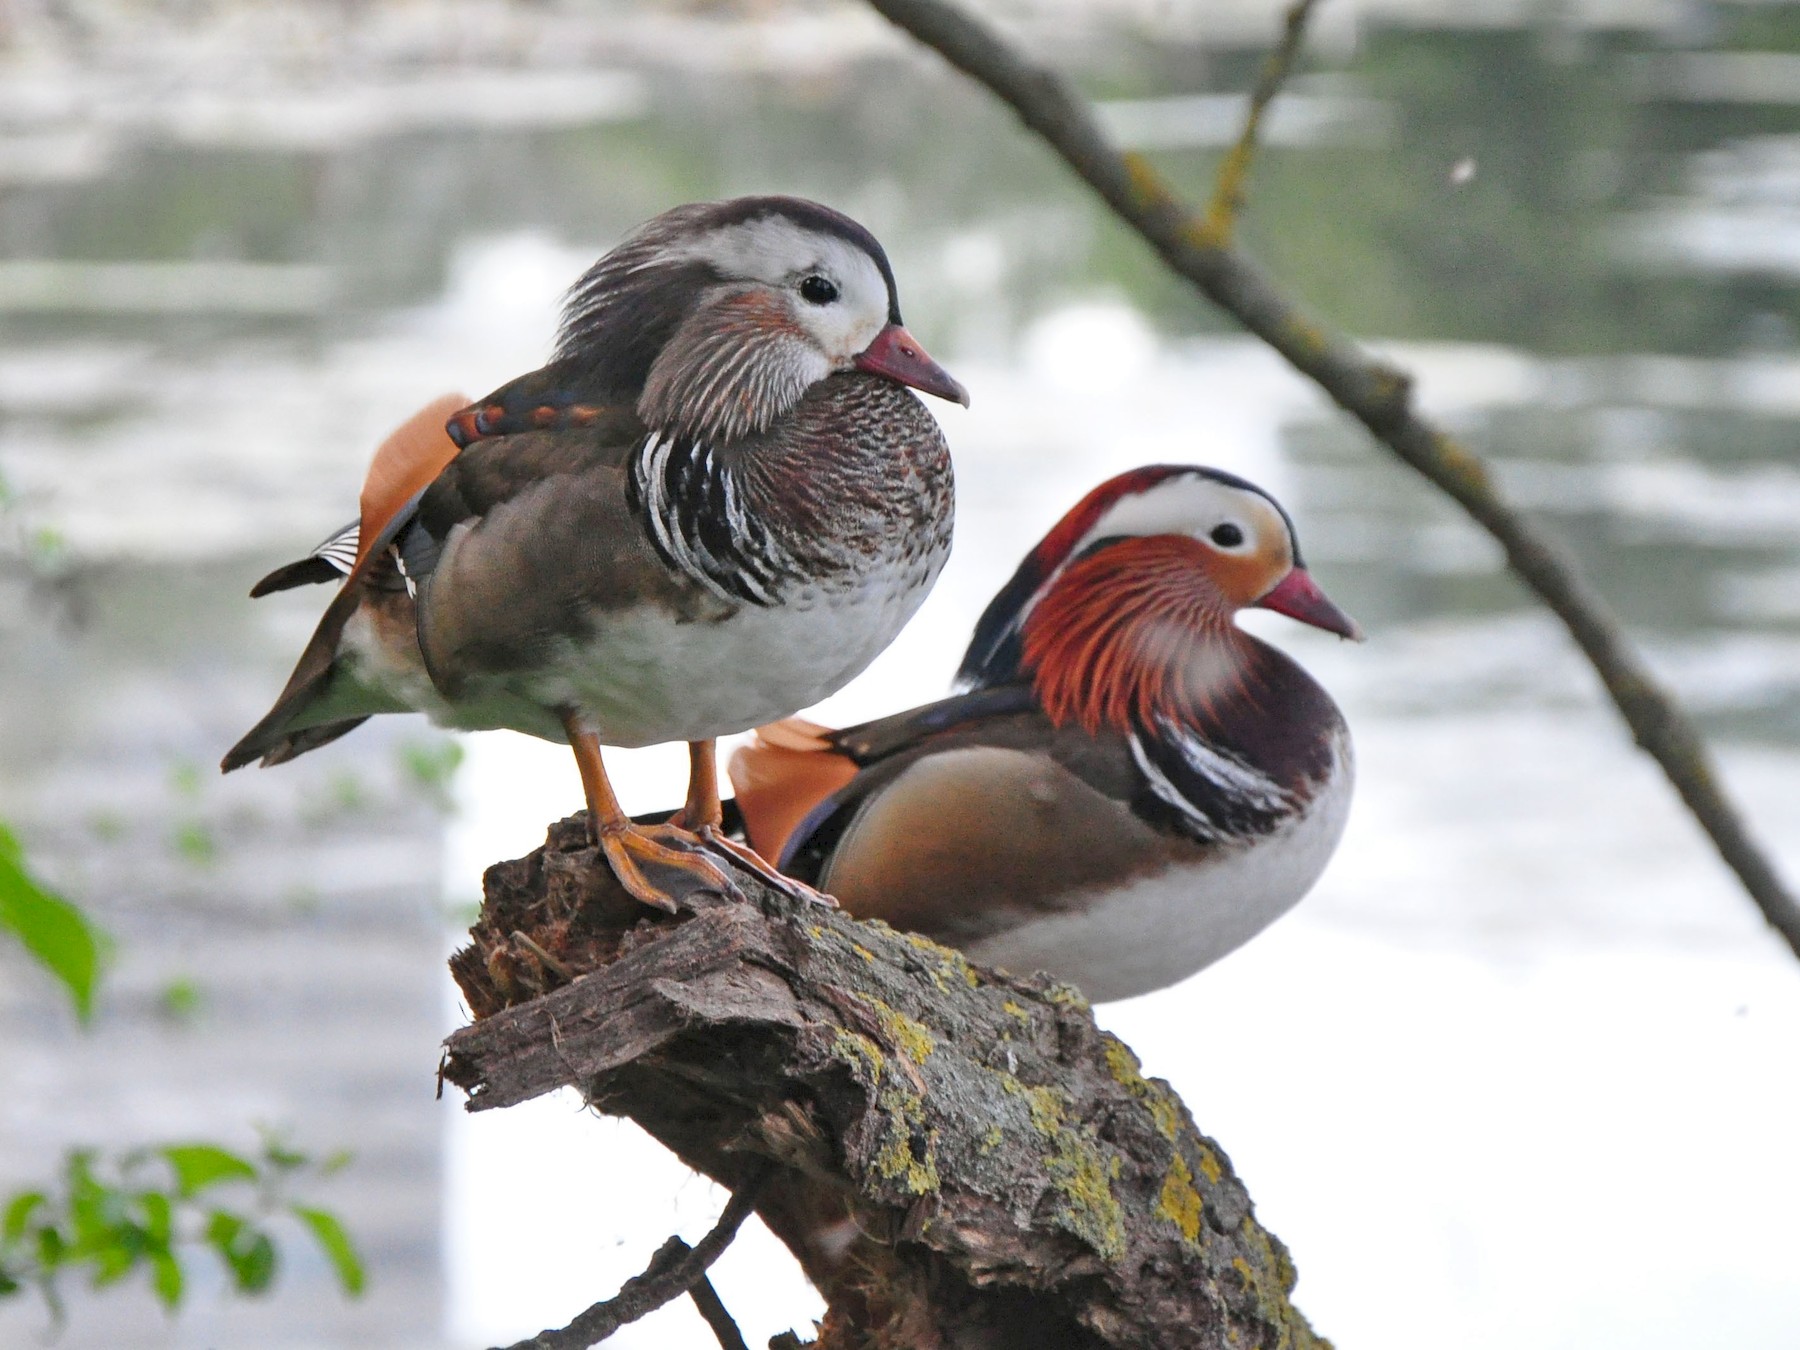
top-left (1157, 1150), bottom-right (1204, 1244)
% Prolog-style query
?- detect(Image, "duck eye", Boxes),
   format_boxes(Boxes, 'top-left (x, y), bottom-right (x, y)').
top-left (799, 275), bottom-right (839, 305)
top-left (1210, 523), bottom-right (1245, 548)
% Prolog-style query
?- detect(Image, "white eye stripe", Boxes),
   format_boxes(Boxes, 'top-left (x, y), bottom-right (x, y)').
top-left (645, 218), bottom-right (890, 366)
top-left (662, 218), bottom-right (874, 292)
top-left (1021, 479), bottom-right (1289, 619)
top-left (1081, 478), bottom-right (1236, 549)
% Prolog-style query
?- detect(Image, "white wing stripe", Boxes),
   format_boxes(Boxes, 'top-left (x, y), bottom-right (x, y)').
top-left (1129, 731), bottom-right (1218, 838)
top-left (311, 522), bottom-right (360, 576)
top-left (1159, 719), bottom-right (1294, 813)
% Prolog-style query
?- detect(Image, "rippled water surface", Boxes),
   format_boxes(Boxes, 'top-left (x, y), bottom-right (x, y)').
top-left (2, 4), bottom-right (1797, 1347)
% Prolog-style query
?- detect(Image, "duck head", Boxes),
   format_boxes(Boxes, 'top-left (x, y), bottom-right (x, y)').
top-left (554, 195), bottom-right (967, 445)
top-left (957, 465), bottom-right (1360, 733)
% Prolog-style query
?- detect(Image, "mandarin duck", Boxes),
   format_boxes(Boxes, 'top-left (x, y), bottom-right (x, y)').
top-left (223, 196), bottom-right (966, 911)
top-left (728, 465), bottom-right (1358, 1001)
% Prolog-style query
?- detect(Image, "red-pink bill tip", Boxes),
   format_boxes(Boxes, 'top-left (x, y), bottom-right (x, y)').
top-left (853, 324), bottom-right (970, 407)
top-left (1255, 568), bottom-right (1364, 641)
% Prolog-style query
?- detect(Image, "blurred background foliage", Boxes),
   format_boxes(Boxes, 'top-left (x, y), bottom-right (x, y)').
top-left (3, 782), bottom-right (363, 1324)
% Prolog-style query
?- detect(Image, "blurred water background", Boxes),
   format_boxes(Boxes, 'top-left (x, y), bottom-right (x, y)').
top-left (1, 0), bottom-right (1797, 1346)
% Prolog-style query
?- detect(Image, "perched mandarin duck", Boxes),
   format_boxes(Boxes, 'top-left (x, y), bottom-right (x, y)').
top-left (223, 196), bottom-right (966, 911)
top-left (728, 465), bottom-right (1359, 1001)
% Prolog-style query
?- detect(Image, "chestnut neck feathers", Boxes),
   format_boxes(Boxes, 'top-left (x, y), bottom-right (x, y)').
top-left (1020, 534), bottom-right (1250, 736)
top-left (1007, 535), bottom-right (1342, 844)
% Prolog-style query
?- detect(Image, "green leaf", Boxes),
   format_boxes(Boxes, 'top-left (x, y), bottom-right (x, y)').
top-left (204, 1209), bottom-right (244, 1252)
top-left (90, 1240), bottom-right (135, 1287)
top-left (205, 1209), bottom-right (275, 1292)
top-left (228, 1232), bottom-right (276, 1294)
top-left (136, 1192), bottom-right (172, 1248)
top-left (2, 1192), bottom-right (45, 1245)
top-left (166, 761), bottom-right (203, 800)
top-left (65, 1154), bottom-right (120, 1252)
top-left (259, 1137), bottom-right (307, 1172)
top-left (157, 977), bottom-right (203, 1024)
top-left (148, 1250), bottom-right (183, 1310)
top-left (0, 1263), bottom-right (19, 1297)
top-left (169, 821), bottom-right (217, 867)
top-left (36, 1225), bottom-right (65, 1268)
top-left (0, 825), bottom-right (106, 1022)
top-left (396, 737), bottom-right (464, 812)
top-left (291, 1206), bottom-right (365, 1297)
top-left (161, 1146), bottom-right (256, 1199)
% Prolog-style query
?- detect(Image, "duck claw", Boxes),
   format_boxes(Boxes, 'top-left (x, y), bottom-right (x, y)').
top-left (593, 823), bottom-right (744, 911)
top-left (690, 826), bottom-right (837, 908)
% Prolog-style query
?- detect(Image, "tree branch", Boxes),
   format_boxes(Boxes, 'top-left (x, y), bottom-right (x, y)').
top-left (689, 1274), bottom-right (751, 1350)
top-left (864, 0), bottom-right (1800, 960)
top-left (444, 817), bottom-right (1329, 1349)
top-left (1202, 0), bottom-right (1320, 246)
top-left (497, 1162), bottom-right (769, 1350)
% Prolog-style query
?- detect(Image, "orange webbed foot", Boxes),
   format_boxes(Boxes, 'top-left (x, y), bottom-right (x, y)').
top-left (668, 737), bottom-right (833, 908)
top-left (683, 822), bottom-right (836, 909)
top-left (590, 818), bottom-right (744, 912)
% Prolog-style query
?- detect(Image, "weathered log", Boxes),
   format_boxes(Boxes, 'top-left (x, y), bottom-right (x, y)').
top-left (442, 815), bottom-right (1328, 1350)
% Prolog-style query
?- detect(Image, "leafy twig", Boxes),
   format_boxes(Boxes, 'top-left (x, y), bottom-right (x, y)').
top-left (497, 1164), bottom-right (769, 1350)
top-left (0, 1139), bottom-right (364, 1321)
top-left (864, 0), bottom-right (1800, 960)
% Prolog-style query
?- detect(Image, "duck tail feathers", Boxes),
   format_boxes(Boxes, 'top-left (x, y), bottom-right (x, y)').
top-left (727, 718), bottom-right (860, 864)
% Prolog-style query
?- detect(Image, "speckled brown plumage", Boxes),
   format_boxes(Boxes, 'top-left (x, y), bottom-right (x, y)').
top-left (226, 195), bottom-right (966, 912)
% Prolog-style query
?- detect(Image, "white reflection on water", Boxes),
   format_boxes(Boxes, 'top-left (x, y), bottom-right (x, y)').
top-left (0, 237), bottom-right (593, 568)
top-left (438, 278), bottom-right (1800, 1349)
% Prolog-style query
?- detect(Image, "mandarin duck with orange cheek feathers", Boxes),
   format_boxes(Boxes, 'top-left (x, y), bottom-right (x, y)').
top-left (223, 196), bottom-right (965, 912)
top-left (728, 465), bottom-right (1359, 1002)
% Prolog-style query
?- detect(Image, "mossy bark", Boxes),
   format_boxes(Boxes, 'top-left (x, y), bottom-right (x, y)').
top-left (441, 815), bottom-right (1330, 1350)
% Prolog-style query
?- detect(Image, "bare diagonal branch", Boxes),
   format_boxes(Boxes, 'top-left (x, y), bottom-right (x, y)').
top-left (865, 0), bottom-right (1800, 960)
